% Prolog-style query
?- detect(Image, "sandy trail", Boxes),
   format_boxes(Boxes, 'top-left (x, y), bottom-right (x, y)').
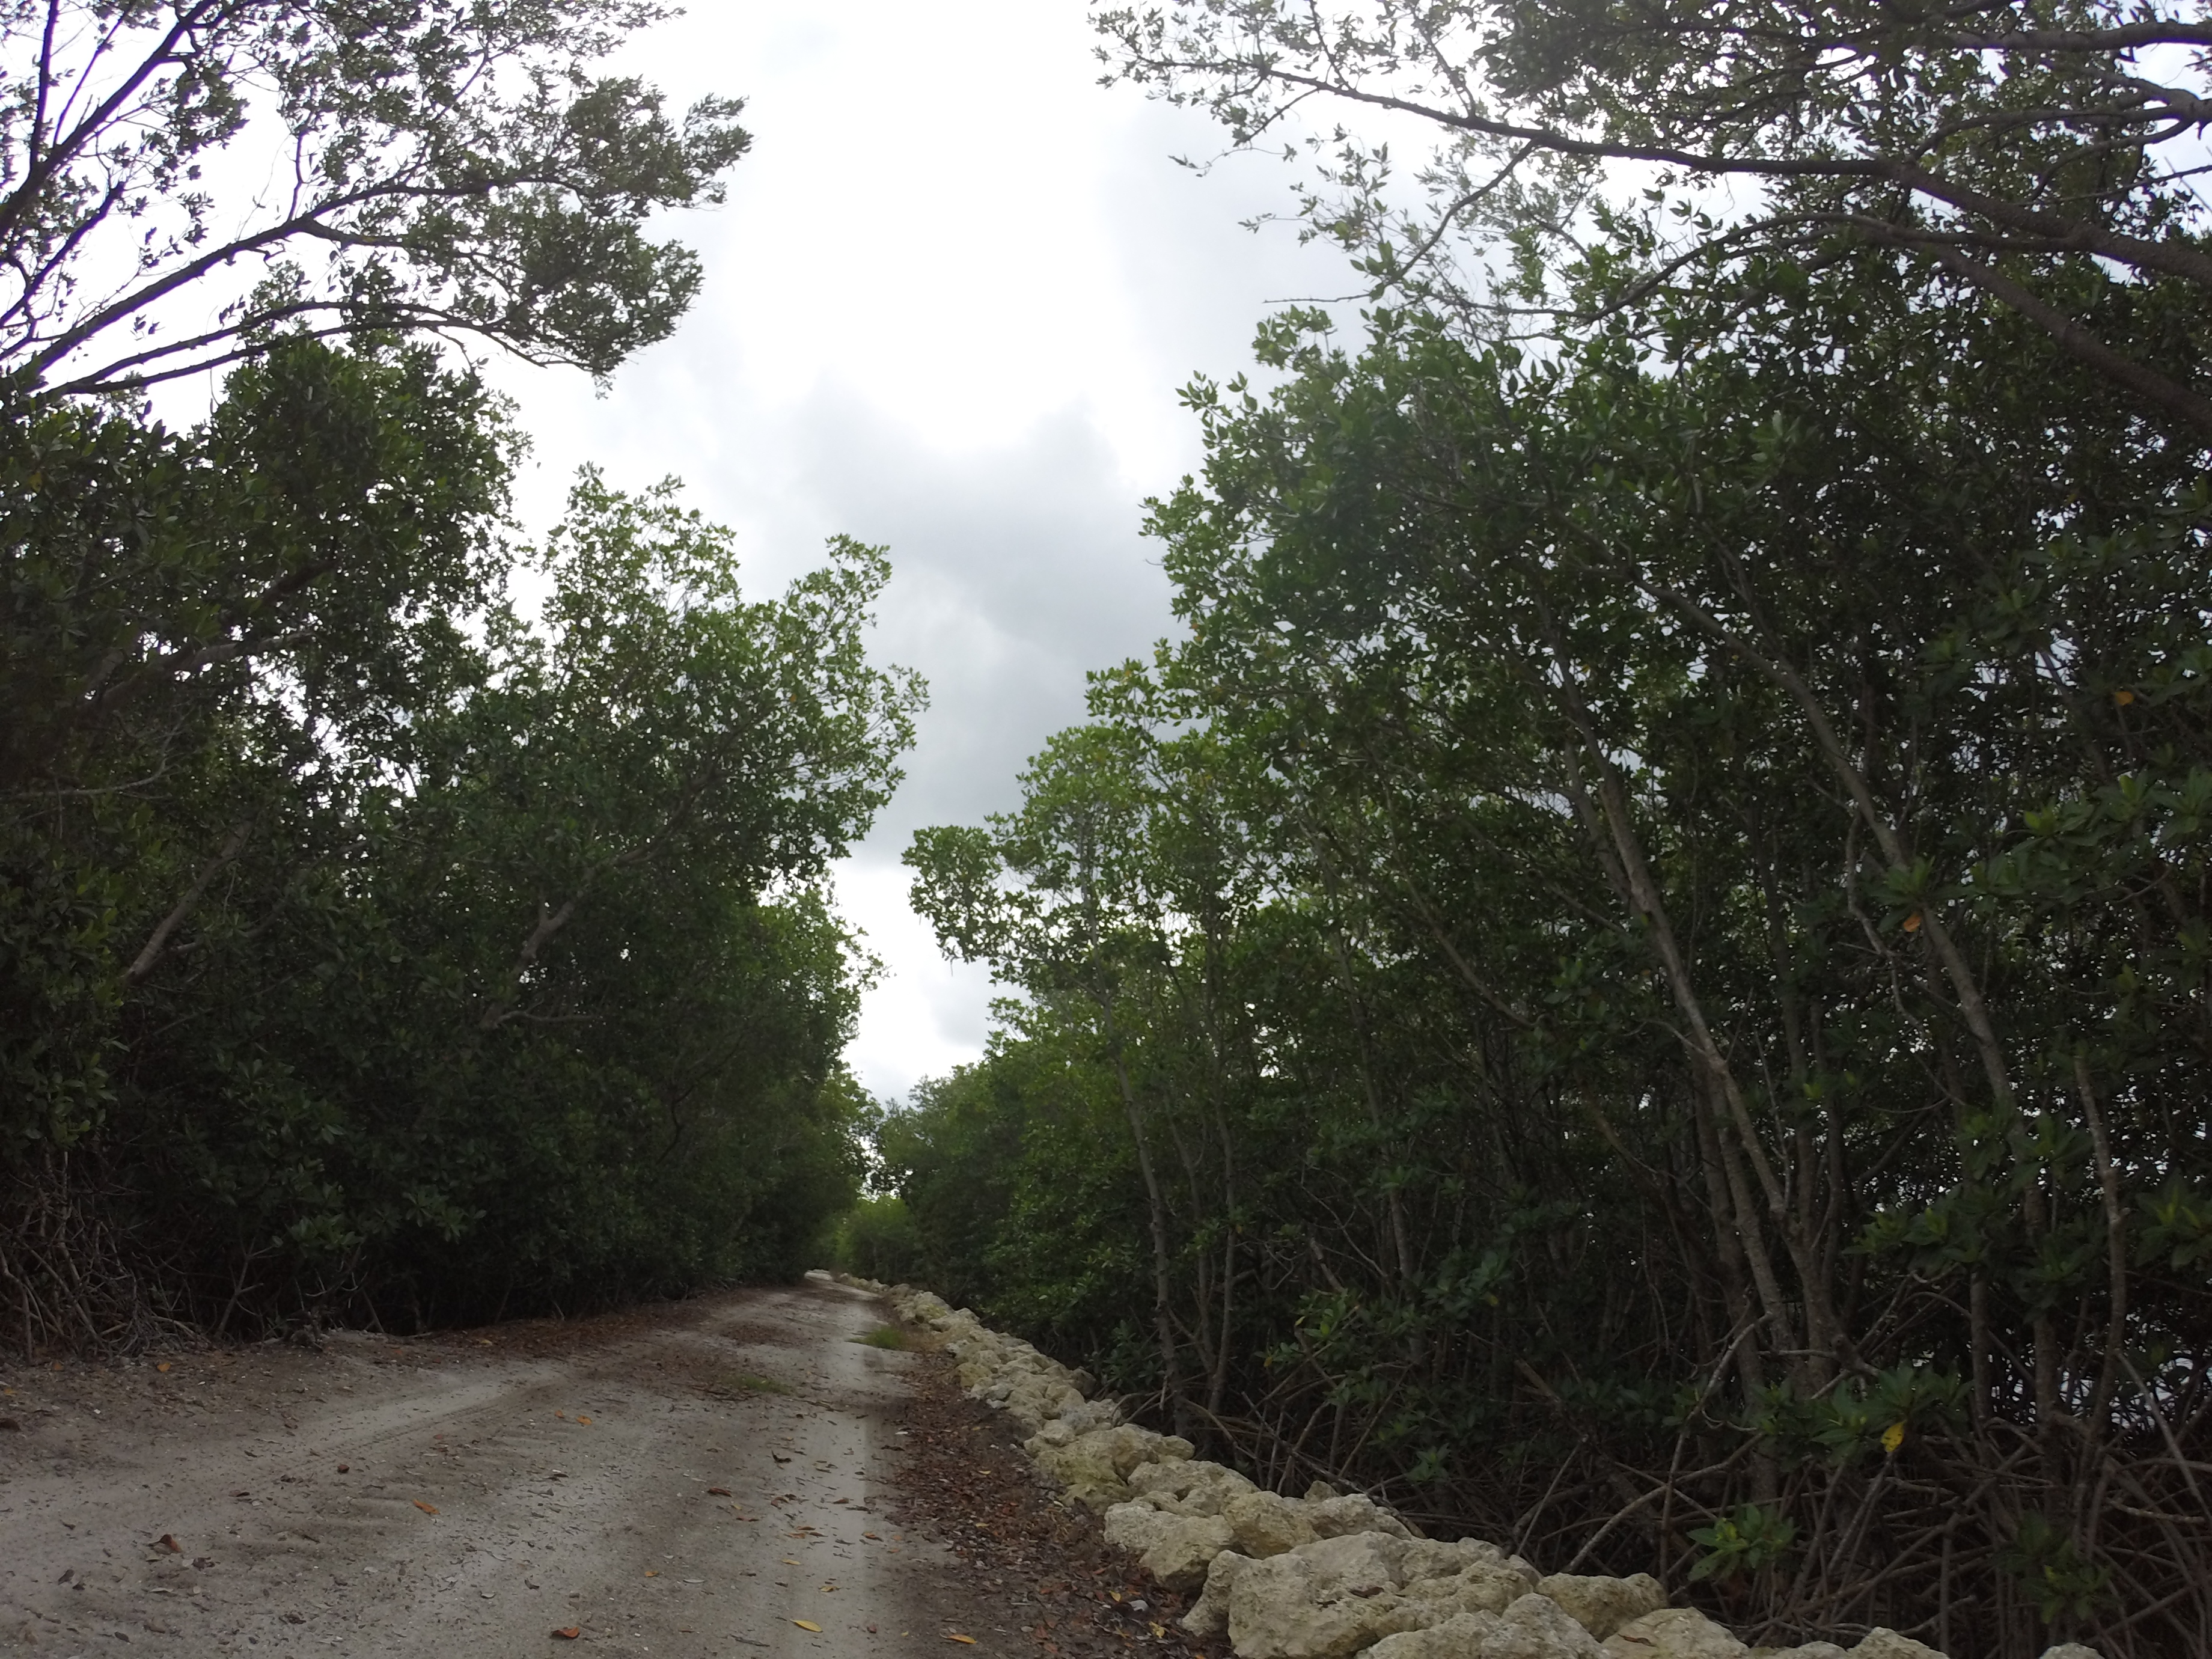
top-left (0, 1276), bottom-right (992, 1658)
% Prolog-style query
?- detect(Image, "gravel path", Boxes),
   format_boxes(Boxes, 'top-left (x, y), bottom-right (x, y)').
top-left (0, 1276), bottom-right (1011, 1658)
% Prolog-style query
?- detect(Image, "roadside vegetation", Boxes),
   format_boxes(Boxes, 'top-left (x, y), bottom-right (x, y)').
top-left (884, 2), bottom-right (2212, 1655)
top-left (1, 1), bottom-right (918, 1343)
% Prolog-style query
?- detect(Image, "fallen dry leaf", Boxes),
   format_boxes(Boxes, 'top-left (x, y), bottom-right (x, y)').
top-left (575, 1415), bottom-right (592, 1425)
top-left (863, 1532), bottom-right (881, 1541)
top-left (781, 1558), bottom-right (800, 1566)
top-left (554, 1411), bottom-right (567, 1419)
top-left (412, 1500), bottom-right (439, 1515)
top-left (155, 1535), bottom-right (182, 1553)
top-left (707, 1486), bottom-right (732, 1496)
top-left (156, 1362), bottom-right (171, 1373)
top-left (793, 1620), bottom-right (823, 1633)
top-left (552, 1627), bottom-right (582, 1640)
top-left (644, 1569), bottom-right (659, 1577)
top-left (336, 1463), bottom-right (349, 1473)
top-left (946, 1635), bottom-right (977, 1645)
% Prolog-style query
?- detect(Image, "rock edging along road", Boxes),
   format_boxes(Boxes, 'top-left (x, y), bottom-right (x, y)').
top-left (0, 1274), bottom-right (1030, 1657)
top-left (860, 1280), bottom-right (2107, 1659)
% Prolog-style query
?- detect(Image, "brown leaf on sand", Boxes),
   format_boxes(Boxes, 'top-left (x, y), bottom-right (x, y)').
top-left (156, 1362), bottom-right (172, 1373)
top-left (553, 1627), bottom-right (582, 1640)
top-left (412, 1500), bottom-right (439, 1515)
top-left (793, 1620), bottom-right (823, 1633)
top-left (707, 1486), bottom-right (732, 1496)
top-left (946, 1635), bottom-right (977, 1645)
top-left (156, 1535), bottom-right (183, 1553)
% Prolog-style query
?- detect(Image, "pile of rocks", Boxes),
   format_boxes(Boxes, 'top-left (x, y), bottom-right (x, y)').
top-left (844, 1278), bottom-right (2096, 1659)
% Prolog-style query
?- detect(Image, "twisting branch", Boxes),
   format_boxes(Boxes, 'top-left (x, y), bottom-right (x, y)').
top-left (126, 816), bottom-right (252, 982)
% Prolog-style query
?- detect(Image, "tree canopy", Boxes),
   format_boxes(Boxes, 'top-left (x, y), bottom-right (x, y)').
top-left (2, 337), bottom-right (920, 1340)
top-left (1097, 0), bottom-right (2212, 432)
top-left (899, 235), bottom-right (2211, 1654)
top-left (0, 0), bottom-right (750, 393)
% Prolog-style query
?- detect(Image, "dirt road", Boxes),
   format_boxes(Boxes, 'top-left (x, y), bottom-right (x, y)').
top-left (0, 1275), bottom-right (1009, 1658)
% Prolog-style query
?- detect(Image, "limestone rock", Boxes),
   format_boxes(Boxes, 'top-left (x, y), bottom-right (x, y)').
top-left (1000, 1375), bottom-right (1087, 1432)
top-left (1304, 1480), bottom-right (1341, 1502)
top-left (1604, 1608), bottom-right (1748, 1659)
top-left (1367, 1612), bottom-right (1511, 1659)
top-left (1536, 1574), bottom-right (1668, 1640)
top-left (1025, 1424), bottom-right (1194, 1511)
top-left (1104, 1502), bottom-right (1175, 1556)
top-left (1184, 1550), bottom-right (1256, 1638)
top-left (1141, 1513), bottom-right (1239, 1592)
top-left (896, 1290), bottom-right (952, 1324)
top-left (1225, 1491), bottom-right (1322, 1557)
top-left (2036, 1648), bottom-right (2102, 1659)
top-left (1225, 1532), bottom-right (1426, 1659)
top-left (1848, 1634), bottom-right (1945, 1659)
top-left (1310, 1492), bottom-right (1415, 1541)
top-left (1491, 1593), bottom-right (1609, 1658)
top-left (956, 1357), bottom-right (1000, 1392)
top-left (1402, 1552), bottom-right (1544, 1618)
top-left (1366, 1594), bottom-right (1606, 1659)
top-left (1054, 1398), bottom-right (1122, 1434)
top-left (1128, 1457), bottom-right (1257, 1515)
top-left (1752, 1645), bottom-right (1847, 1659)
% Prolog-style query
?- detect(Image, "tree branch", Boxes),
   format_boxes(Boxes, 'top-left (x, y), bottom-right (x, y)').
top-left (126, 815), bottom-right (252, 983)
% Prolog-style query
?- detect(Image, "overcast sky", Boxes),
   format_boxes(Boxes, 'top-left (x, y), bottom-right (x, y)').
top-left (481, 2), bottom-right (1361, 1104)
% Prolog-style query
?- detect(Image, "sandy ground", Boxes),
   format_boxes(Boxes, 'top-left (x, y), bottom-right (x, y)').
top-left (0, 1275), bottom-right (1013, 1658)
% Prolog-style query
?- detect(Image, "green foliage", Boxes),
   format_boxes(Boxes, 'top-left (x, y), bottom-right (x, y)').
top-left (1997, 1515), bottom-right (2113, 1625)
top-left (1688, 1505), bottom-right (1798, 1584)
top-left (1099, 0), bottom-right (2212, 436)
top-left (831, 1197), bottom-right (924, 1287)
top-left (1, 338), bottom-right (920, 1337)
top-left (899, 252), bottom-right (2210, 1651)
top-left (851, 1325), bottom-right (908, 1351)
top-left (1, 1), bottom-right (751, 392)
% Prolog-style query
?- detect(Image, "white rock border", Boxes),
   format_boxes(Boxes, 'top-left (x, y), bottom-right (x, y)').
top-left (837, 1277), bottom-right (2097, 1659)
